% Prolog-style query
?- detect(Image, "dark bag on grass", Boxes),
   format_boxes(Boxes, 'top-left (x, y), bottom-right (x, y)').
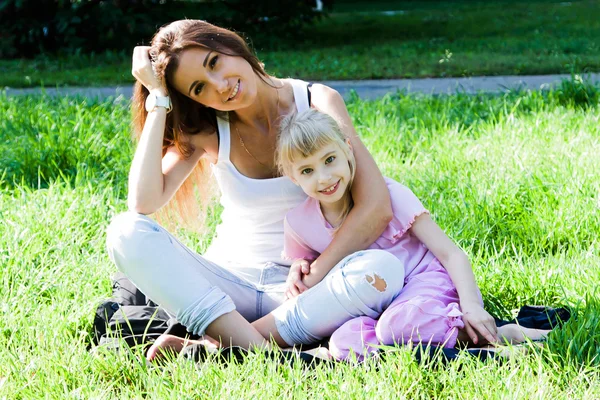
top-left (495, 305), bottom-right (570, 330)
top-left (92, 272), bottom-right (173, 350)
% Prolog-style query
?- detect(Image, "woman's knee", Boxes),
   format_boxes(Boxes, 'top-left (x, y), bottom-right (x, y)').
top-left (106, 211), bottom-right (160, 264)
top-left (316, 250), bottom-right (405, 320)
top-left (272, 251), bottom-right (406, 346)
top-left (339, 250), bottom-right (405, 300)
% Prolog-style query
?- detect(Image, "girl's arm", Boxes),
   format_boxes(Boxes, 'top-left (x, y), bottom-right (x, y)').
top-left (410, 214), bottom-right (499, 344)
top-left (303, 85), bottom-right (393, 287)
top-left (281, 216), bottom-right (320, 297)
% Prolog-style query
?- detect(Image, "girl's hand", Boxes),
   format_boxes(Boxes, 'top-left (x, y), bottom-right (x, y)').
top-left (285, 259), bottom-right (311, 299)
top-left (461, 301), bottom-right (498, 344)
top-left (132, 46), bottom-right (164, 94)
top-left (410, 214), bottom-right (498, 345)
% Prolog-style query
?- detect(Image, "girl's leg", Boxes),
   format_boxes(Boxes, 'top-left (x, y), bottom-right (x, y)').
top-left (497, 325), bottom-right (550, 343)
top-left (374, 259), bottom-right (467, 348)
top-left (329, 316), bottom-right (378, 361)
top-left (370, 259), bottom-right (549, 349)
top-left (106, 212), bottom-right (269, 350)
top-left (253, 250), bottom-right (406, 347)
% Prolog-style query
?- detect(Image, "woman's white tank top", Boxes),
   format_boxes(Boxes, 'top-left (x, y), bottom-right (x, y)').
top-left (204, 79), bottom-right (309, 268)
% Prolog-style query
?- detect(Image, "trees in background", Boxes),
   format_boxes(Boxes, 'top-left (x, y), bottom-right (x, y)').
top-left (0, 0), bottom-right (325, 58)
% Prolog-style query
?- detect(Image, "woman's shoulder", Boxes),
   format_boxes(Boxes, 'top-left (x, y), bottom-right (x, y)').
top-left (175, 127), bottom-right (219, 164)
top-left (303, 82), bottom-right (347, 120)
top-left (279, 77), bottom-right (341, 107)
top-left (308, 83), bottom-right (342, 104)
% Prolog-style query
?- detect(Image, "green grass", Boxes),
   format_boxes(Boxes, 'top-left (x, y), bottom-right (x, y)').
top-left (2, 0), bottom-right (599, 87)
top-left (1, 80), bottom-right (600, 397)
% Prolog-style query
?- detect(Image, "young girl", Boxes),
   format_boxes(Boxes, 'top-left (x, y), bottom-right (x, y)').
top-left (276, 109), bottom-right (549, 360)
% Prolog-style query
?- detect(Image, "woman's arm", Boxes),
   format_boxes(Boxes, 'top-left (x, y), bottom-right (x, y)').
top-left (128, 46), bottom-right (206, 214)
top-left (303, 85), bottom-right (393, 287)
top-left (127, 112), bottom-right (206, 214)
top-left (410, 214), bottom-right (499, 344)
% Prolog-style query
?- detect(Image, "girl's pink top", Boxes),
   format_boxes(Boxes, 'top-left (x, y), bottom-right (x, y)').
top-left (283, 178), bottom-right (436, 278)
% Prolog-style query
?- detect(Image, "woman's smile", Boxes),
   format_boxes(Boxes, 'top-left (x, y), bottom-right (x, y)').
top-left (227, 79), bottom-right (241, 102)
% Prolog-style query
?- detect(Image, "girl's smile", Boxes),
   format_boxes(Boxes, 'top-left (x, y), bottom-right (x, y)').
top-left (319, 180), bottom-right (340, 195)
top-left (291, 142), bottom-right (353, 219)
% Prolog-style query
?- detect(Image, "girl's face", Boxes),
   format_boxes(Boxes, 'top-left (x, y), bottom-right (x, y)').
top-left (290, 142), bottom-right (353, 207)
top-left (170, 47), bottom-right (258, 111)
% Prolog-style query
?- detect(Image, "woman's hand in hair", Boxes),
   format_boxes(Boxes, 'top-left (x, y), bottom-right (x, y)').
top-left (132, 46), bottom-right (165, 95)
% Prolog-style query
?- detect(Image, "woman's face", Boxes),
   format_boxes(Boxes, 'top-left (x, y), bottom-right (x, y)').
top-left (170, 47), bottom-right (258, 111)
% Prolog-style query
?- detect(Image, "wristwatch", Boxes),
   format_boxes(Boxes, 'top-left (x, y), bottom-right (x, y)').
top-left (145, 92), bottom-right (172, 113)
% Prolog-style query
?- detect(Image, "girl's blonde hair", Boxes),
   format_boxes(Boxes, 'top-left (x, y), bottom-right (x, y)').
top-left (277, 109), bottom-right (356, 228)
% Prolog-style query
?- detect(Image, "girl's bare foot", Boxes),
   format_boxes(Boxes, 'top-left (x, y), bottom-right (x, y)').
top-left (146, 334), bottom-right (220, 361)
top-left (497, 324), bottom-right (551, 344)
top-left (457, 323), bottom-right (551, 348)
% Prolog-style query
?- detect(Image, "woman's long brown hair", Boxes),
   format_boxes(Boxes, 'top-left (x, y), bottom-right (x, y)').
top-left (131, 20), bottom-right (270, 230)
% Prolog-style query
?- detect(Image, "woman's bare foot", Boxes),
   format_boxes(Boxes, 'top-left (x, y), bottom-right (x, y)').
top-left (146, 334), bottom-right (220, 361)
top-left (497, 324), bottom-right (551, 344)
top-left (300, 346), bottom-right (332, 360)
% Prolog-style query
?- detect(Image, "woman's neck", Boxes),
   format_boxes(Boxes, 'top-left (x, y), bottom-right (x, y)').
top-left (233, 76), bottom-right (284, 134)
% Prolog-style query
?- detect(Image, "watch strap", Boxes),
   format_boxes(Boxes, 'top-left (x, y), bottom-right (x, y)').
top-left (155, 96), bottom-right (171, 110)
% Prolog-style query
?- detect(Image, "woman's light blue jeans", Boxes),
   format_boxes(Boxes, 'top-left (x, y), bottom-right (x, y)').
top-left (106, 212), bottom-right (405, 346)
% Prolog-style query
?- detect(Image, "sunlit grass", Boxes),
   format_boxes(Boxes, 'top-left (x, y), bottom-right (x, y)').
top-left (1, 80), bottom-right (599, 397)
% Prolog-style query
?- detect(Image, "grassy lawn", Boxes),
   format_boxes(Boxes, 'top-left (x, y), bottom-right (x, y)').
top-left (2, 0), bottom-right (599, 88)
top-left (1, 82), bottom-right (600, 397)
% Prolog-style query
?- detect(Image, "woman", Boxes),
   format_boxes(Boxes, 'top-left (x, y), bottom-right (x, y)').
top-left (106, 19), bottom-right (498, 358)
